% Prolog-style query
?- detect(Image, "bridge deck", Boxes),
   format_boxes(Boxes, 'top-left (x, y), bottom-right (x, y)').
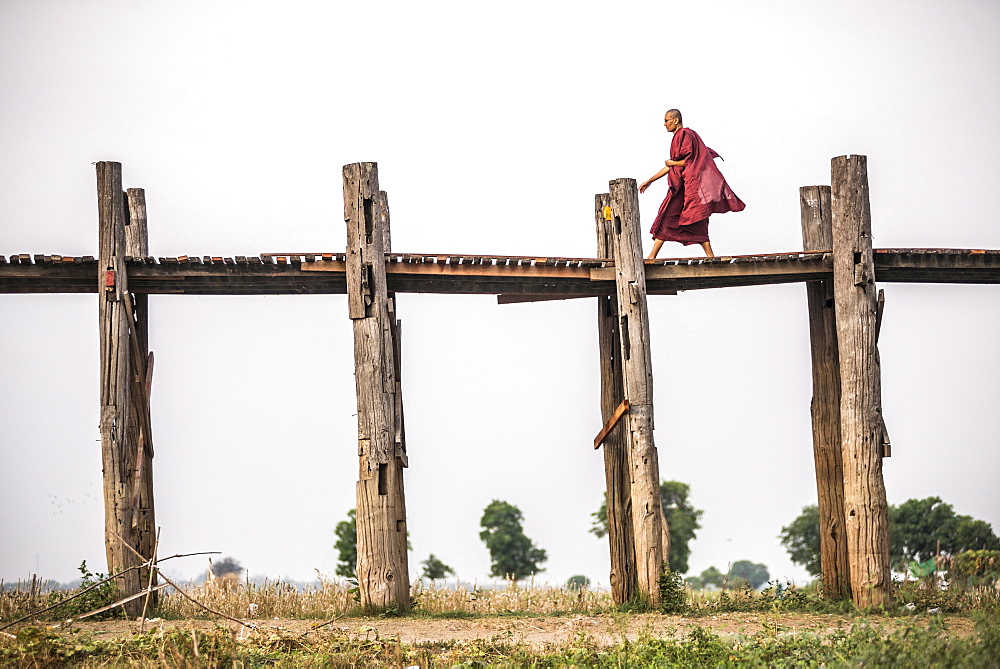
top-left (1, 249), bottom-right (998, 296)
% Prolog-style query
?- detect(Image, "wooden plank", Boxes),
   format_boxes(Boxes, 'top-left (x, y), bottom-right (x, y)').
top-left (306, 258), bottom-right (591, 280)
top-left (497, 293), bottom-right (594, 304)
top-left (831, 155), bottom-right (891, 609)
top-left (800, 185), bottom-right (850, 601)
top-left (592, 257), bottom-right (832, 281)
top-left (594, 399), bottom-right (629, 449)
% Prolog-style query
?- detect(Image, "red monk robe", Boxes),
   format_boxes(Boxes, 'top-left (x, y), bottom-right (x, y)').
top-left (649, 127), bottom-right (745, 245)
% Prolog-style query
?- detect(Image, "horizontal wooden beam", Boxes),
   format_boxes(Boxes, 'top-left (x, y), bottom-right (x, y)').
top-left (497, 293), bottom-right (592, 304)
top-left (1, 249), bottom-right (998, 295)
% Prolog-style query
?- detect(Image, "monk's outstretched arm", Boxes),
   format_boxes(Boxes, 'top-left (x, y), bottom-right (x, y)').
top-left (639, 166), bottom-right (670, 194)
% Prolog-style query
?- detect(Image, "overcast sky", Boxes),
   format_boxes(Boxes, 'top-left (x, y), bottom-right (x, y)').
top-left (2, 0), bottom-right (998, 588)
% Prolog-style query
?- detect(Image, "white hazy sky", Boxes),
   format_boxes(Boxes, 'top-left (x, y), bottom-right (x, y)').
top-left (1, 0), bottom-right (998, 588)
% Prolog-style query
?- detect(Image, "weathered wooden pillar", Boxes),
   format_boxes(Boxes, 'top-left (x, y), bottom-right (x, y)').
top-left (608, 178), bottom-right (665, 606)
top-left (595, 193), bottom-right (637, 605)
top-left (96, 162), bottom-right (142, 611)
top-left (830, 155), bottom-right (891, 608)
top-left (124, 188), bottom-right (157, 597)
top-left (800, 185), bottom-right (851, 600)
top-left (343, 162), bottom-right (410, 612)
top-left (380, 188), bottom-right (411, 598)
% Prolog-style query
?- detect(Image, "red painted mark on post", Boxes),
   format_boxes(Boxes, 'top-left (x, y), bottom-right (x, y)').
top-left (104, 269), bottom-right (115, 288)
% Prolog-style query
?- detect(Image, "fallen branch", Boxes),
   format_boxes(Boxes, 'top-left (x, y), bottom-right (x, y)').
top-left (139, 528), bottom-right (162, 633)
top-left (153, 572), bottom-right (256, 630)
top-left (111, 534), bottom-right (255, 630)
top-left (306, 613), bottom-right (347, 635)
top-left (75, 584), bottom-right (170, 621)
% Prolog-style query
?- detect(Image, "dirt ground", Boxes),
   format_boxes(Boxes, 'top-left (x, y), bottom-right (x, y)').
top-left (61, 613), bottom-right (977, 647)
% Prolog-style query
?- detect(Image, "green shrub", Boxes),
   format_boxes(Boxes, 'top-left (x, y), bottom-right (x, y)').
top-left (658, 568), bottom-right (687, 613)
top-left (45, 561), bottom-right (122, 620)
top-left (948, 549), bottom-right (1000, 586)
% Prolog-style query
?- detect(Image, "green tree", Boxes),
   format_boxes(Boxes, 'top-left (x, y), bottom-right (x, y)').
top-left (479, 500), bottom-right (547, 580)
top-left (566, 575), bottom-right (590, 590)
top-left (420, 554), bottom-right (455, 580)
top-left (954, 519), bottom-right (1000, 554)
top-left (778, 504), bottom-right (821, 577)
top-left (729, 560), bottom-right (770, 589)
top-left (334, 508), bottom-right (357, 578)
top-left (590, 481), bottom-right (704, 573)
top-left (699, 566), bottom-right (725, 589)
top-left (780, 498), bottom-right (1000, 575)
top-left (684, 575), bottom-right (703, 589)
top-left (890, 497), bottom-right (1000, 569)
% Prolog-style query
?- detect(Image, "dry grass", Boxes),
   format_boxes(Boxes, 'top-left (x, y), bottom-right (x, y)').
top-left (5, 572), bottom-right (996, 627)
top-left (157, 576), bottom-right (356, 620)
top-left (0, 577), bottom-right (60, 625)
top-left (1, 575), bottom-right (614, 624)
top-left (411, 577), bottom-right (613, 615)
top-left (157, 575), bottom-right (613, 619)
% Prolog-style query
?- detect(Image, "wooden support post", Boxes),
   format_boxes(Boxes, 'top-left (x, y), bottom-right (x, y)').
top-left (124, 188), bottom-right (157, 599)
top-left (595, 193), bottom-right (637, 606)
top-left (96, 162), bottom-right (142, 613)
top-left (344, 163), bottom-right (410, 612)
top-left (830, 155), bottom-right (891, 609)
top-left (800, 185), bottom-right (850, 600)
top-left (608, 179), bottom-right (665, 606)
top-left (382, 188), bottom-right (411, 583)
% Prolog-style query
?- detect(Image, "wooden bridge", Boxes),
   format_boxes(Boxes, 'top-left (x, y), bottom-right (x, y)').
top-left (3, 247), bottom-right (997, 296)
top-left (3, 157), bottom-right (998, 615)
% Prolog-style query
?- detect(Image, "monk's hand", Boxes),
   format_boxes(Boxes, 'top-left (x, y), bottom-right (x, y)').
top-left (639, 181), bottom-right (651, 193)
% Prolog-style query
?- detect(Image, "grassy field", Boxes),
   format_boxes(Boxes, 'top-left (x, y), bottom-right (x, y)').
top-left (2, 576), bottom-right (998, 666)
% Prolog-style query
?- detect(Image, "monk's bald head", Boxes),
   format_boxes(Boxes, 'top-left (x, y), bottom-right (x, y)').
top-left (663, 109), bottom-right (683, 133)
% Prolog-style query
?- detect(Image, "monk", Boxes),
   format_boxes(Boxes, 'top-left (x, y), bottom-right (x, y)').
top-left (639, 109), bottom-right (745, 259)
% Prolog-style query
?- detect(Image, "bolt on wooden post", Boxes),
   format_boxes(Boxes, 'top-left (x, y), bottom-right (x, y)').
top-left (96, 162), bottom-right (143, 612)
top-left (594, 193), bottom-right (637, 605)
top-left (830, 155), bottom-right (891, 609)
top-left (343, 162), bottom-right (410, 612)
top-left (609, 178), bottom-right (665, 607)
top-left (800, 185), bottom-right (851, 600)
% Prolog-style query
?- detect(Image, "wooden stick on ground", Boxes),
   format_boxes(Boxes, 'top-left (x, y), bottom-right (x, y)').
top-left (115, 533), bottom-right (256, 630)
top-left (139, 527), bottom-right (161, 632)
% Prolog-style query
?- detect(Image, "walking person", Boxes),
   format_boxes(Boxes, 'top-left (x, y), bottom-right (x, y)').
top-left (640, 109), bottom-right (745, 259)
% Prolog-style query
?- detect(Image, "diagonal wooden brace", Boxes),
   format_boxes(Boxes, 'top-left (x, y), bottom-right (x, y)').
top-left (594, 399), bottom-right (630, 449)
